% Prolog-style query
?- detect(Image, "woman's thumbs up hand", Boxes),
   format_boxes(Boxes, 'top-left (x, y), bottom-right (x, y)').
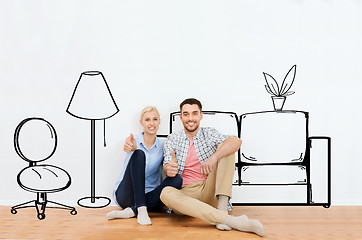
top-left (124, 133), bottom-right (137, 152)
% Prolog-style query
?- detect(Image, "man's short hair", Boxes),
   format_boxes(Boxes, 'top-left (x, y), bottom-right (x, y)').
top-left (180, 98), bottom-right (202, 112)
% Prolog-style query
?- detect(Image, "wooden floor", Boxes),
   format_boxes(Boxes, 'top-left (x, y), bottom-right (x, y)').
top-left (1, 205), bottom-right (362, 240)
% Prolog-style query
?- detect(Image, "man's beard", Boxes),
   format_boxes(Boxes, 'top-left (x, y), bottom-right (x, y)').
top-left (184, 121), bottom-right (199, 132)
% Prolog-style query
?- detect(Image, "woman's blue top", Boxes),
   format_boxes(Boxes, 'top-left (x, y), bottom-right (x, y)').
top-left (113, 133), bottom-right (164, 205)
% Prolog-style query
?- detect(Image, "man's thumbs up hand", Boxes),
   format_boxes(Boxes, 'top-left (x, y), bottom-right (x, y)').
top-left (124, 133), bottom-right (137, 152)
top-left (164, 150), bottom-right (178, 177)
top-left (170, 150), bottom-right (177, 163)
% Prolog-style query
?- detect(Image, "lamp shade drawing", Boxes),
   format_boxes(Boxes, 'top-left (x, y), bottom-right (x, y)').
top-left (67, 71), bottom-right (119, 208)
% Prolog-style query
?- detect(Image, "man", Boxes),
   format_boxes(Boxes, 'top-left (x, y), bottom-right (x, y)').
top-left (160, 98), bottom-right (264, 237)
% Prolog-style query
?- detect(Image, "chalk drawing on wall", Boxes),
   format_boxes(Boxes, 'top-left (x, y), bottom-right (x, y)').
top-left (10, 118), bottom-right (77, 220)
top-left (67, 71), bottom-right (119, 208)
top-left (167, 65), bottom-right (331, 207)
top-left (236, 110), bottom-right (331, 208)
top-left (263, 65), bottom-right (296, 111)
top-left (169, 111), bottom-right (331, 207)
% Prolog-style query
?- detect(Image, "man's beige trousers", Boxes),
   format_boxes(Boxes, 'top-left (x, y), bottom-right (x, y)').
top-left (160, 153), bottom-right (235, 225)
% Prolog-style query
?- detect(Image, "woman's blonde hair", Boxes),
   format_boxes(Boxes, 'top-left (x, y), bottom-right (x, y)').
top-left (140, 106), bottom-right (160, 120)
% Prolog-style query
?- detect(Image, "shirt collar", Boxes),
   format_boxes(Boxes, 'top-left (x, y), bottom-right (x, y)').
top-left (139, 132), bottom-right (159, 149)
top-left (181, 130), bottom-right (189, 140)
top-left (194, 128), bottom-right (202, 140)
top-left (182, 128), bottom-right (202, 140)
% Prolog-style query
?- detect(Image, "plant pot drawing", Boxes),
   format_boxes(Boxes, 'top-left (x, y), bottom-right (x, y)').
top-left (272, 96), bottom-right (286, 111)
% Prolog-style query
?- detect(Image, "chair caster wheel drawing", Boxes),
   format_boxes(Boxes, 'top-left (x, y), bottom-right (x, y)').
top-left (11, 209), bottom-right (17, 214)
top-left (70, 210), bottom-right (77, 215)
top-left (37, 213), bottom-right (46, 220)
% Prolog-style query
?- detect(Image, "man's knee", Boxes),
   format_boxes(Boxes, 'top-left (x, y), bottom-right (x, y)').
top-left (216, 142), bottom-right (237, 162)
top-left (217, 153), bottom-right (235, 165)
top-left (160, 186), bottom-right (176, 203)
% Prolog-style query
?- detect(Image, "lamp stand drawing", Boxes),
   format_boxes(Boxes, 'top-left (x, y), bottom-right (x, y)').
top-left (67, 71), bottom-right (119, 208)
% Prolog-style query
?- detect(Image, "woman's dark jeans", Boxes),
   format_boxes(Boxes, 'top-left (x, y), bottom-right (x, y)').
top-left (115, 149), bottom-right (182, 215)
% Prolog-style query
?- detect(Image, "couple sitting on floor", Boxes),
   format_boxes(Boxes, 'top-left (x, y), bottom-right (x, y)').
top-left (106, 98), bottom-right (264, 237)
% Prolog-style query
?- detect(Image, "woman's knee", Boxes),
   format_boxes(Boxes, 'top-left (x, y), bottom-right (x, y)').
top-left (130, 149), bottom-right (146, 165)
top-left (173, 174), bottom-right (183, 189)
top-left (164, 174), bottom-right (183, 189)
top-left (132, 149), bottom-right (146, 158)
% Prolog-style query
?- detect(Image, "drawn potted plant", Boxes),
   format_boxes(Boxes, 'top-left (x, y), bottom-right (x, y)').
top-left (263, 65), bottom-right (296, 111)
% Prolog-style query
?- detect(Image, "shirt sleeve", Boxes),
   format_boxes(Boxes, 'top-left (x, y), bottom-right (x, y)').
top-left (206, 127), bottom-right (229, 147)
top-left (163, 134), bottom-right (174, 166)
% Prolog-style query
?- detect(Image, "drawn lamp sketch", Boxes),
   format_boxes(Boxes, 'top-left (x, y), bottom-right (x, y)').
top-left (11, 118), bottom-right (77, 220)
top-left (67, 71), bottom-right (119, 208)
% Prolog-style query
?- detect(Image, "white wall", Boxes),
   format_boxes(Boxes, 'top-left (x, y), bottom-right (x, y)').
top-left (0, 0), bottom-right (361, 206)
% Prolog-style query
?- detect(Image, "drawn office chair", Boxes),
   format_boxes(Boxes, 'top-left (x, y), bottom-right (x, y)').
top-left (10, 118), bottom-right (77, 220)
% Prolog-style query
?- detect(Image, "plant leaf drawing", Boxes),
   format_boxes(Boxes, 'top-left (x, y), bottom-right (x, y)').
top-left (263, 73), bottom-right (279, 96)
top-left (280, 65), bottom-right (296, 96)
top-left (263, 65), bottom-right (297, 97)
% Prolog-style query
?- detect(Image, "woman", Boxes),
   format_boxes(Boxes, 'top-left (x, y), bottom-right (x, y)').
top-left (107, 106), bottom-right (182, 225)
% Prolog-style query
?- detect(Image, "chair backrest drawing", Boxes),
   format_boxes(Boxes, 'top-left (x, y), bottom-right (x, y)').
top-left (240, 111), bottom-right (308, 164)
top-left (14, 118), bottom-right (57, 164)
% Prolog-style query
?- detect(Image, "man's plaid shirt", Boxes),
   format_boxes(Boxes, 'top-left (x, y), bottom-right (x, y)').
top-left (163, 127), bottom-right (229, 174)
